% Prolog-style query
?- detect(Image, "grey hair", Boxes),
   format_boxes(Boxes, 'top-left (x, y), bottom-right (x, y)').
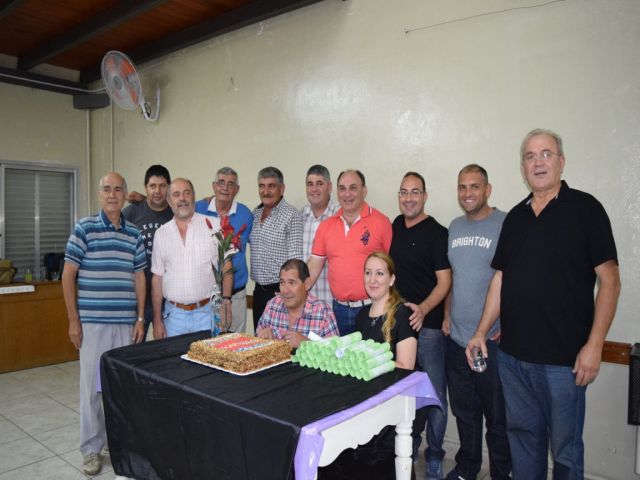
top-left (257, 166), bottom-right (284, 184)
top-left (520, 128), bottom-right (564, 163)
top-left (99, 172), bottom-right (127, 192)
top-left (306, 164), bottom-right (331, 182)
top-left (216, 167), bottom-right (238, 184)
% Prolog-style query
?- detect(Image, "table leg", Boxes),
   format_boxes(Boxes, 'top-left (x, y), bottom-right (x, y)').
top-left (395, 396), bottom-right (416, 480)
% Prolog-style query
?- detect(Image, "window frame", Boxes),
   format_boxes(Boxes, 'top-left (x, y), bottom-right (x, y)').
top-left (0, 160), bottom-right (78, 280)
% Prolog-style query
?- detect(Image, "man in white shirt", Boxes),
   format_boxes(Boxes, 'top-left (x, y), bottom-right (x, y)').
top-left (151, 178), bottom-right (232, 337)
top-left (300, 164), bottom-right (338, 307)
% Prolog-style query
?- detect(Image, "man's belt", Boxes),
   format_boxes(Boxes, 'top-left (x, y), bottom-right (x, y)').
top-left (168, 298), bottom-right (210, 311)
top-left (335, 299), bottom-right (372, 308)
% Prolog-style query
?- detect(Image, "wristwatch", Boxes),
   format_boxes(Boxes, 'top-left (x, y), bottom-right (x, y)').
top-left (136, 316), bottom-right (144, 323)
top-left (222, 296), bottom-right (232, 302)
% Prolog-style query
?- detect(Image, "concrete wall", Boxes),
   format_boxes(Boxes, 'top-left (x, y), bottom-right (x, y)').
top-left (0, 82), bottom-right (89, 217)
top-left (3, 0), bottom-right (638, 477)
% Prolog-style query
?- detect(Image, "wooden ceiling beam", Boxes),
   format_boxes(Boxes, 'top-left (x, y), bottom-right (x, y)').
top-left (0, 65), bottom-right (88, 95)
top-left (17, 0), bottom-right (169, 71)
top-left (80, 0), bottom-right (322, 83)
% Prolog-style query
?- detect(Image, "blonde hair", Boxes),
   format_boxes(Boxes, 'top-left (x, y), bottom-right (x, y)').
top-left (365, 252), bottom-right (404, 344)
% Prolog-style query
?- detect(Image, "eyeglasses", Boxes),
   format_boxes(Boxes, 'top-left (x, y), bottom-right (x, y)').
top-left (397, 189), bottom-right (424, 198)
top-left (523, 150), bottom-right (561, 162)
top-left (215, 179), bottom-right (237, 189)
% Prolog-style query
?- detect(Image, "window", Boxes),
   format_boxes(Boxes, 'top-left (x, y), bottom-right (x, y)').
top-left (0, 162), bottom-right (77, 281)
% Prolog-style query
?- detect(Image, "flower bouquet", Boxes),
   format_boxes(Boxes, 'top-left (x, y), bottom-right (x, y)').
top-left (206, 215), bottom-right (247, 336)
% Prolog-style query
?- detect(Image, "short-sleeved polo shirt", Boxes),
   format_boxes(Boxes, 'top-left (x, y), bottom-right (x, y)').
top-left (311, 202), bottom-right (392, 302)
top-left (65, 210), bottom-right (147, 324)
top-left (493, 181), bottom-right (618, 365)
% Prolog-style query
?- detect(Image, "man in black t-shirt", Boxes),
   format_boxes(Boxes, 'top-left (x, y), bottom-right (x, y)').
top-left (122, 165), bottom-right (173, 340)
top-left (467, 129), bottom-right (620, 479)
top-left (389, 171), bottom-right (451, 480)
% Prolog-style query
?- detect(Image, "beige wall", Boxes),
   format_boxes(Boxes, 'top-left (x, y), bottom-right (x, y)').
top-left (0, 83), bottom-right (89, 216)
top-left (3, 0), bottom-right (638, 477)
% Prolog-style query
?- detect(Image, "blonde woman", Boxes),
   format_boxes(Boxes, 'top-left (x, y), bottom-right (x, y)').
top-left (319, 253), bottom-right (420, 480)
top-left (356, 251), bottom-right (418, 370)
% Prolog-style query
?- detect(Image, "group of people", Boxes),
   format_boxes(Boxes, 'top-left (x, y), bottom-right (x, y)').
top-left (62, 127), bottom-right (620, 479)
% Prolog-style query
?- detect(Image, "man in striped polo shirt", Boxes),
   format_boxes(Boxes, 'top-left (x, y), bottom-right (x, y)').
top-left (62, 172), bottom-right (147, 476)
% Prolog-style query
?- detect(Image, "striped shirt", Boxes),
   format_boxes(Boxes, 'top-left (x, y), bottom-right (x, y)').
top-left (257, 293), bottom-right (339, 339)
top-left (250, 198), bottom-right (303, 285)
top-left (151, 213), bottom-right (220, 304)
top-left (301, 199), bottom-right (339, 306)
top-left (64, 210), bottom-right (147, 324)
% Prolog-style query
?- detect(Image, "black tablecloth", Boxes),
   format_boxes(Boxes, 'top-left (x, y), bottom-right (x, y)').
top-left (101, 331), bottom-right (412, 480)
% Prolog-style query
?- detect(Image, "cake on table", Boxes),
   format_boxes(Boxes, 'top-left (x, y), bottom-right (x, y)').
top-left (186, 333), bottom-right (291, 373)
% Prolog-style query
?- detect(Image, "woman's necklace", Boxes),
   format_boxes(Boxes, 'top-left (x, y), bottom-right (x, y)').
top-left (369, 301), bottom-right (386, 327)
top-left (370, 313), bottom-right (385, 327)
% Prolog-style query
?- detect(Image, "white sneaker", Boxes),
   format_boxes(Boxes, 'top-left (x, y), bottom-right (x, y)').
top-left (82, 452), bottom-right (102, 476)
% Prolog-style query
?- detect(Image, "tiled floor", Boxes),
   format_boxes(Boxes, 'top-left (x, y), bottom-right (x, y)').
top-left (0, 361), bottom-right (115, 479)
top-left (0, 360), bottom-right (489, 479)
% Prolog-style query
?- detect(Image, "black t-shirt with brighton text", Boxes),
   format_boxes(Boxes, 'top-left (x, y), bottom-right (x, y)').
top-left (389, 215), bottom-right (450, 329)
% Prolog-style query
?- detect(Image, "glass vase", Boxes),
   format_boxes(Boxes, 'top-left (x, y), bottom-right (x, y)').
top-left (211, 296), bottom-right (221, 337)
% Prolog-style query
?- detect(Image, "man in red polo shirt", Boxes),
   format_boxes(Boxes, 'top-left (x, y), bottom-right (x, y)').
top-left (307, 169), bottom-right (392, 335)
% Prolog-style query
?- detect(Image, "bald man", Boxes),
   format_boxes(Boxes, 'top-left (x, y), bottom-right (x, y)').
top-left (62, 172), bottom-right (147, 476)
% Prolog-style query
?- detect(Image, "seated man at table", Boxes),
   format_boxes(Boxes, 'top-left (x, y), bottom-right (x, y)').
top-left (256, 259), bottom-right (338, 347)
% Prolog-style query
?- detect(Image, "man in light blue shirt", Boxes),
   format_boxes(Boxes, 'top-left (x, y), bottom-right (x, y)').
top-left (195, 166), bottom-right (252, 333)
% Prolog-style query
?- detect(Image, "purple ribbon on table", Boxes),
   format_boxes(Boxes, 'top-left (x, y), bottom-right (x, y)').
top-left (294, 371), bottom-right (440, 480)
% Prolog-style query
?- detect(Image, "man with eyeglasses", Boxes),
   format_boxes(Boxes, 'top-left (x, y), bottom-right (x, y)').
top-left (195, 167), bottom-right (253, 333)
top-left (466, 129), bottom-right (620, 479)
top-left (389, 171), bottom-right (451, 480)
top-left (308, 169), bottom-right (392, 336)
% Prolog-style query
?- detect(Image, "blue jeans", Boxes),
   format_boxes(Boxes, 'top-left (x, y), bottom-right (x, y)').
top-left (446, 337), bottom-right (511, 479)
top-left (164, 301), bottom-right (212, 337)
top-left (332, 301), bottom-right (363, 336)
top-left (497, 349), bottom-right (586, 480)
top-left (413, 327), bottom-right (447, 462)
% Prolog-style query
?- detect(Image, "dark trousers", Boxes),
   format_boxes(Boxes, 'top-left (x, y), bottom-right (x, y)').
top-left (142, 299), bottom-right (164, 342)
top-left (252, 283), bottom-right (279, 330)
top-left (446, 337), bottom-right (511, 480)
